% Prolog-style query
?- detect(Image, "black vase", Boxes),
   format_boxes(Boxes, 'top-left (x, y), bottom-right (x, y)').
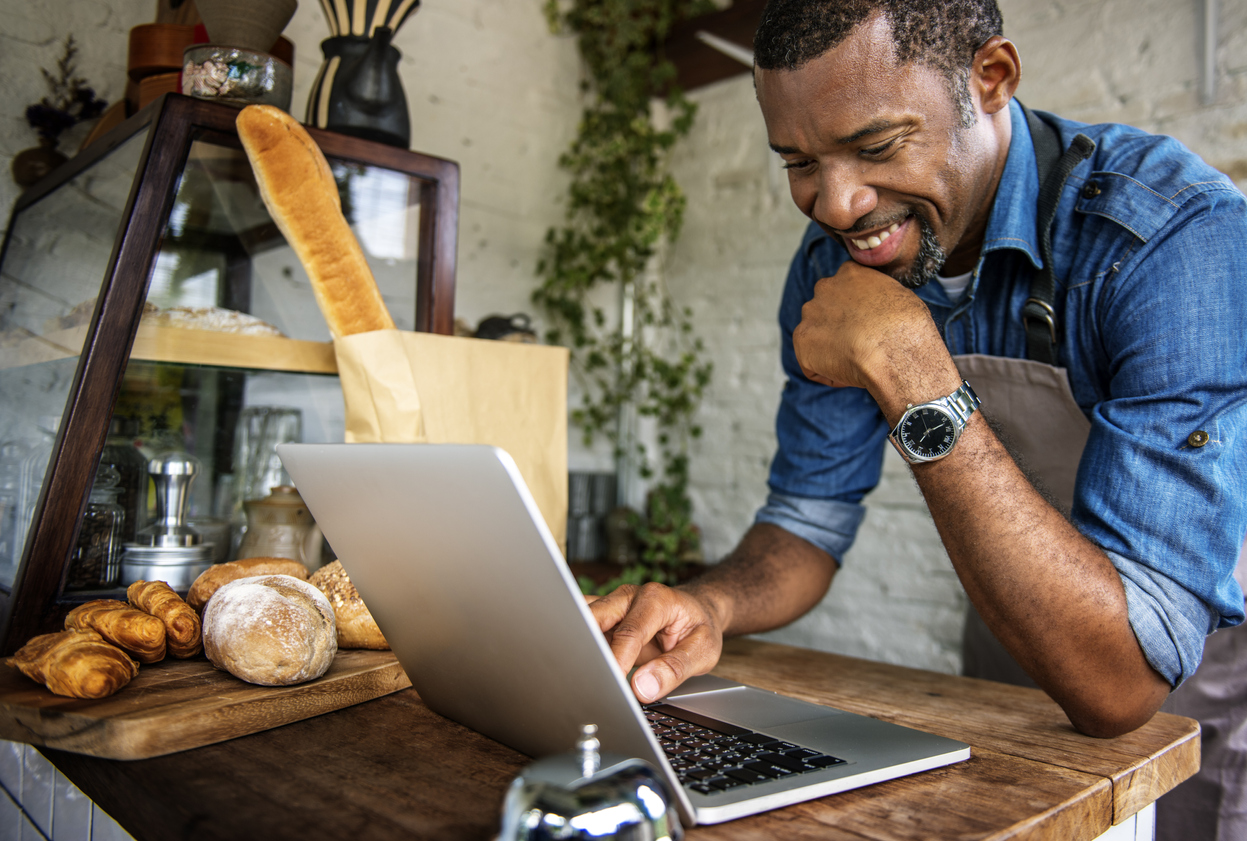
top-left (306, 27), bottom-right (410, 148)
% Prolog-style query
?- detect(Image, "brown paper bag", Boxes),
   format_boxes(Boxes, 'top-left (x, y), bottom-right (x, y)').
top-left (334, 329), bottom-right (569, 549)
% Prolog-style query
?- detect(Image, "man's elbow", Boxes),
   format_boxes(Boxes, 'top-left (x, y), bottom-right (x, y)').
top-left (1061, 678), bottom-right (1170, 739)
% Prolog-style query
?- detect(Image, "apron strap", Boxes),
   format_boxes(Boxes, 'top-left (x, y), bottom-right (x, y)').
top-left (1020, 103), bottom-right (1096, 366)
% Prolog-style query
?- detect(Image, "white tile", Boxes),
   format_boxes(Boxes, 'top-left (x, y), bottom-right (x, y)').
top-left (89, 804), bottom-right (134, 841)
top-left (0, 739), bottom-right (23, 799)
top-left (20, 746), bottom-right (54, 839)
top-left (52, 770), bottom-right (92, 841)
top-left (0, 783), bottom-right (28, 839)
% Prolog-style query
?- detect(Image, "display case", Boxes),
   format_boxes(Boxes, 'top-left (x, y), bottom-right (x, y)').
top-left (0, 94), bottom-right (459, 653)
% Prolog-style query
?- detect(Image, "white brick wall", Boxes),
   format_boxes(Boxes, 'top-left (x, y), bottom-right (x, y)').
top-left (667, 0), bottom-right (1247, 674)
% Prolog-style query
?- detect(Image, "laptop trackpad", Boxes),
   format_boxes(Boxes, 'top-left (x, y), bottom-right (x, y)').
top-left (667, 687), bottom-right (845, 730)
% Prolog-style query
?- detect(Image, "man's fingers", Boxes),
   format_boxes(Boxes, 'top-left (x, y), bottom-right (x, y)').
top-left (630, 625), bottom-right (722, 703)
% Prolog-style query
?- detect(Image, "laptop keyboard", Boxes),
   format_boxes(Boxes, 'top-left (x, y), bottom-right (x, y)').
top-left (644, 703), bottom-right (846, 795)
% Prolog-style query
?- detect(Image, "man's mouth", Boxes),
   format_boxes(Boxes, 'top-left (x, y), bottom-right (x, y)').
top-left (839, 217), bottom-right (911, 268)
top-left (848, 222), bottom-right (901, 252)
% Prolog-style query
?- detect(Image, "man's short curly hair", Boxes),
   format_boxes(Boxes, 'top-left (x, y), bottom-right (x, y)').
top-left (754, 1), bottom-right (1005, 124)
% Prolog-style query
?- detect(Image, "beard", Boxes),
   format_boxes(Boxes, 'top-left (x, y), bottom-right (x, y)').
top-left (892, 212), bottom-right (947, 290)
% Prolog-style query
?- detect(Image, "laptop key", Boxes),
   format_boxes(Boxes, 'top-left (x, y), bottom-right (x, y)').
top-left (725, 767), bottom-right (770, 784)
top-left (755, 753), bottom-right (807, 773)
top-left (805, 754), bottom-right (846, 768)
top-left (738, 733), bottom-right (781, 747)
top-left (744, 761), bottom-right (791, 778)
top-left (783, 748), bottom-right (820, 760)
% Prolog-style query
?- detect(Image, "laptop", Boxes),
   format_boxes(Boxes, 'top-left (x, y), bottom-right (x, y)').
top-left (278, 443), bottom-right (970, 826)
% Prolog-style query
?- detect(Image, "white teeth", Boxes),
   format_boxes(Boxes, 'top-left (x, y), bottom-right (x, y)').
top-left (853, 223), bottom-right (899, 251)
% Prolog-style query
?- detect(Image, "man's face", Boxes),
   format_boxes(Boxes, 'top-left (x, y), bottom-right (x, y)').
top-left (755, 16), bottom-right (1004, 287)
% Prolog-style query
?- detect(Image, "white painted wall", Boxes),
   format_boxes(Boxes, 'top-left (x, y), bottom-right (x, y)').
top-left (668, 0), bottom-right (1247, 673)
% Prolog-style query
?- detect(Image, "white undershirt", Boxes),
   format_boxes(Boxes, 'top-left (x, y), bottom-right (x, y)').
top-left (936, 270), bottom-right (974, 302)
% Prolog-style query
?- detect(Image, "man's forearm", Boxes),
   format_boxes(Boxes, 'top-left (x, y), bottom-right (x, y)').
top-left (908, 411), bottom-right (1170, 736)
top-left (681, 522), bottom-right (837, 639)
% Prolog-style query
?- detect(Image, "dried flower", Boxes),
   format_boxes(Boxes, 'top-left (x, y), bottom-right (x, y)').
top-left (24, 36), bottom-right (108, 147)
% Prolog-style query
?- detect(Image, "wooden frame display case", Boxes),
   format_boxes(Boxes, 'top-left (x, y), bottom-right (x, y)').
top-left (0, 94), bottom-right (459, 653)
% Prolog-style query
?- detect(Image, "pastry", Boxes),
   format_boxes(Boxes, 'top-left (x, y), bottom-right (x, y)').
top-left (235, 104), bottom-right (396, 339)
top-left (7, 629), bottom-right (139, 699)
top-left (309, 560), bottom-right (389, 650)
top-left (202, 574), bottom-right (337, 686)
top-left (65, 599), bottom-right (166, 663)
top-left (127, 580), bottom-right (202, 658)
top-left (187, 557), bottom-right (310, 613)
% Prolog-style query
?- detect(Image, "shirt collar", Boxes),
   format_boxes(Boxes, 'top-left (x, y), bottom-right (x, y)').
top-left (981, 99), bottom-right (1043, 270)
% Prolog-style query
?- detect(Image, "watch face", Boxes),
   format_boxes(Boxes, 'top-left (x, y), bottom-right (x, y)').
top-left (897, 406), bottom-right (958, 461)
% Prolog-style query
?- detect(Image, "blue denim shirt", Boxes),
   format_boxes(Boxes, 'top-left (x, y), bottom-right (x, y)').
top-left (756, 100), bottom-right (1247, 686)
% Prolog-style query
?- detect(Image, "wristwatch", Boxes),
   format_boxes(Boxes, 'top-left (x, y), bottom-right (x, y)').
top-left (888, 381), bottom-right (981, 464)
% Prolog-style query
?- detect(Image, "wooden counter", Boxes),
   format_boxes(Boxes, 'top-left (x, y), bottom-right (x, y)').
top-left (43, 638), bottom-right (1198, 841)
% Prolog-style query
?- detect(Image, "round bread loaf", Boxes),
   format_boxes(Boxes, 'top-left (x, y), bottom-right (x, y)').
top-left (308, 560), bottom-right (389, 650)
top-left (188, 556), bottom-right (310, 612)
top-left (203, 575), bottom-right (336, 686)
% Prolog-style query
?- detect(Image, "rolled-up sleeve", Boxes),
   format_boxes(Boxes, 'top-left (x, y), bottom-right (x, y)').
top-left (754, 492), bottom-right (867, 563)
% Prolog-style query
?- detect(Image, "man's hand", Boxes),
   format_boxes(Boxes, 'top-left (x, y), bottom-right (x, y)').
top-left (792, 261), bottom-right (952, 405)
top-left (588, 583), bottom-right (725, 703)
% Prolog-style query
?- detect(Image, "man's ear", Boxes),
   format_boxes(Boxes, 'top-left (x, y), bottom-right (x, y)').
top-left (973, 36), bottom-right (1021, 115)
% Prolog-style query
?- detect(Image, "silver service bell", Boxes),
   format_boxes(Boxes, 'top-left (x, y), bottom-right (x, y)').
top-left (497, 724), bottom-right (683, 841)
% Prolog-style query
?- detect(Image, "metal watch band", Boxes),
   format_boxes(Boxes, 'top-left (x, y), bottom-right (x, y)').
top-left (888, 381), bottom-right (981, 464)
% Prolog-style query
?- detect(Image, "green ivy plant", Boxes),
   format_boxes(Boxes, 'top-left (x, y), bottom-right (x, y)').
top-left (536, 0), bottom-right (716, 593)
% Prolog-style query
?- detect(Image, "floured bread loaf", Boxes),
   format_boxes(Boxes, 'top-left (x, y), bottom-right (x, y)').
top-left (309, 560), bottom-right (389, 650)
top-left (235, 104), bottom-right (395, 339)
top-left (203, 574), bottom-right (337, 686)
top-left (187, 557), bottom-right (310, 613)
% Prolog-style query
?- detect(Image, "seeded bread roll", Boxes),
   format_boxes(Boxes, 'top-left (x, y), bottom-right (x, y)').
top-left (65, 599), bottom-right (166, 663)
top-left (203, 575), bottom-right (337, 686)
top-left (309, 560), bottom-right (389, 650)
top-left (187, 557), bottom-right (310, 613)
top-left (235, 104), bottom-right (395, 339)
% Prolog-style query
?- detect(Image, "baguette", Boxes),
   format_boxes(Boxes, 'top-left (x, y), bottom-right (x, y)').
top-left (65, 599), bottom-right (166, 663)
top-left (235, 104), bottom-right (395, 339)
top-left (128, 581), bottom-right (202, 658)
top-left (7, 629), bottom-right (139, 699)
top-left (187, 557), bottom-right (310, 613)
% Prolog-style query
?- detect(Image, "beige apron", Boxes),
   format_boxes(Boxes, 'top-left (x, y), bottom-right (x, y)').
top-left (953, 352), bottom-right (1247, 840)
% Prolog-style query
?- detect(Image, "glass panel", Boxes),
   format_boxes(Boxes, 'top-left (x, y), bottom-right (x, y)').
top-left (149, 134), bottom-right (423, 340)
top-left (112, 361), bottom-right (342, 565)
top-left (0, 131), bottom-right (148, 588)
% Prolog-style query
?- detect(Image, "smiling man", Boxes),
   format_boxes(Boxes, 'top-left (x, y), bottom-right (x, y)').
top-left (589, 2), bottom-right (1247, 836)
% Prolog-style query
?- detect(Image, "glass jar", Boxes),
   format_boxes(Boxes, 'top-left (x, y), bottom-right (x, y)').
top-left (100, 416), bottom-right (148, 545)
top-left (68, 464), bottom-right (125, 590)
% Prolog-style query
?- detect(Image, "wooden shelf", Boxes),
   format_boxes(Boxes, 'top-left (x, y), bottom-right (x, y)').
top-left (0, 325), bottom-right (337, 375)
top-left (129, 325), bottom-right (337, 374)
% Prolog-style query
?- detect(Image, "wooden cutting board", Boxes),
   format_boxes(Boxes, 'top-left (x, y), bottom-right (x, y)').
top-left (0, 649), bottom-right (411, 760)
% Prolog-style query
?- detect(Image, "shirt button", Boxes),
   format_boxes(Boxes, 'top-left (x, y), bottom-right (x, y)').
top-left (1082, 182), bottom-right (1101, 199)
top-left (1188, 430), bottom-right (1210, 447)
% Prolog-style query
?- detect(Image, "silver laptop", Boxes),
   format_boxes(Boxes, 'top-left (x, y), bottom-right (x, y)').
top-left (278, 443), bottom-right (969, 826)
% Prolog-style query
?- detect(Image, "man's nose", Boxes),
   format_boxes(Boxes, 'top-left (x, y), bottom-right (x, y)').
top-left (814, 165), bottom-right (878, 232)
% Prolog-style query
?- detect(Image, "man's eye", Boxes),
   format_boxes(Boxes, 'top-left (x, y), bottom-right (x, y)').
top-left (781, 159), bottom-right (813, 171)
top-left (860, 139), bottom-right (898, 158)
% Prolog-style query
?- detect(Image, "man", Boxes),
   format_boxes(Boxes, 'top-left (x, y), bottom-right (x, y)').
top-left (590, 0), bottom-right (1247, 830)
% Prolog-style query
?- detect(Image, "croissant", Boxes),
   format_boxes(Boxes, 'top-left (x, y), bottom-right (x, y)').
top-left (7, 629), bottom-right (139, 699)
top-left (65, 599), bottom-right (166, 663)
top-left (128, 581), bottom-right (202, 658)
